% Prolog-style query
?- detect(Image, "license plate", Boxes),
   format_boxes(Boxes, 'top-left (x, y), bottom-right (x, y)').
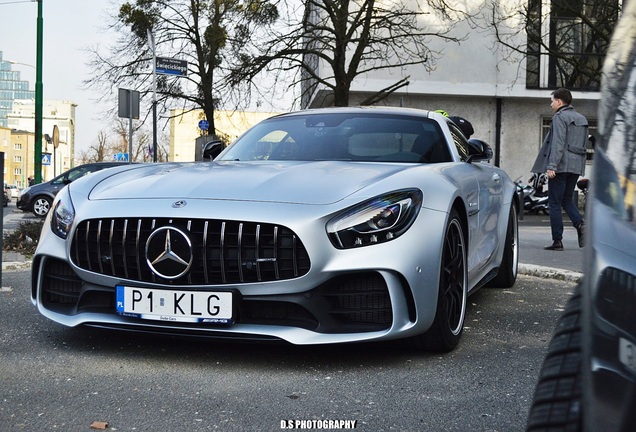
top-left (116, 286), bottom-right (233, 324)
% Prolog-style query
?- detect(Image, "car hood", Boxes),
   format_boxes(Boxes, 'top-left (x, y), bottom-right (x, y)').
top-left (87, 161), bottom-right (425, 205)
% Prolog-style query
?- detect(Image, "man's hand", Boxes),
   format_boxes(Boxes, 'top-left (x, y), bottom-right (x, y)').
top-left (547, 169), bottom-right (556, 179)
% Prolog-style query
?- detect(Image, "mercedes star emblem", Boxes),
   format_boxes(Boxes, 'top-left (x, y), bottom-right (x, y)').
top-left (145, 226), bottom-right (193, 279)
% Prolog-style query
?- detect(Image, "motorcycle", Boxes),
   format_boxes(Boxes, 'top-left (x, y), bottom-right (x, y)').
top-left (577, 177), bottom-right (589, 211)
top-left (516, 173), bottom-right (549, 215)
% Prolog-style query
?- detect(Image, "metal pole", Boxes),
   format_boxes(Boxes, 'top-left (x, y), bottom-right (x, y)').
top-left (128, 91), bottom-right (133, 162)
top-left (34, 0), bottom-right (43, 183)
top-left (147, 29), bottom-right (158, 162)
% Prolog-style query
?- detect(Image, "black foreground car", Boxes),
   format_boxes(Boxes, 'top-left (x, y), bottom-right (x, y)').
top-left (526, 2), bottom-right (636, 431)
top-left (17, 162), bottom-right (129, 218)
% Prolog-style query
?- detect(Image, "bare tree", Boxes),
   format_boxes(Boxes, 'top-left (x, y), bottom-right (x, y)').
top-left (484, 0), bottom-right (621, 91)
top-left (77, 121), bottom-right (168, 163)
top-left (230, 0), bottom-right (469, 107)
top-left (85, 0), bottom-right (278, 138)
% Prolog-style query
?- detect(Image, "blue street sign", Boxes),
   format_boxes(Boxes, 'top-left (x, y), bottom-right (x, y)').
top-left (114, 153), bottom-right (129, 162)
top-left (156, 57), bottom-right (188, 76)
top-left (42, 153), bottom-right (51, 166)
top-left (198, 120), bottom-right (209, 131)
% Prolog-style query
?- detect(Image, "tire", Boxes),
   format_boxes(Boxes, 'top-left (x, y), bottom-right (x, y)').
top-left (32, 196), bottom-right (52, 218)
top-left (488, 204), bottom-right (519, 288)
top-left (526, 289), bottom-right (582, 431)
top-left (413, 209), bottom-right (467, 352)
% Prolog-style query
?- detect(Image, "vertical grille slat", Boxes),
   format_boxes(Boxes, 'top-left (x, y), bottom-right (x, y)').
top-left (122, 219), bottom-right (129, 279)
top-left (85, 220), bottom-right (92, 271)
top-left (135, 219), bottom-right (143, 280)
top-left (220, 221), bottom-right (227, 283)
top-left (108, 219), bottom-right (115, 275)
top-left (273, 226), bottom-right (280, 280)
top-left (71, 218), bottom-right (310, 285)
top-left (238, 222), bottom-right (244, 283)
top-left (255, 224), bottom-right (262, 282)
top-left (97, 220), bottom-right (104, 274)
top-left (202, 221), bottom-right (209, 284)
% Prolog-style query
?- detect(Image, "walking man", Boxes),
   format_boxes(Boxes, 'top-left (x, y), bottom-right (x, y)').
top-left (531, 88), bottom-right (587, 250)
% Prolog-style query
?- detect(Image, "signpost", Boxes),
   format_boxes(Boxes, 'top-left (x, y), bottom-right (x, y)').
top-left (118, 89), bottom-right (140, 163)
top-left (198, 120), bottom-right (209, 132)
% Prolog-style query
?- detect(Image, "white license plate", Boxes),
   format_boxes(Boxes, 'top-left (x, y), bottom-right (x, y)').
top-left (116, 286), bottom-right (233, 324)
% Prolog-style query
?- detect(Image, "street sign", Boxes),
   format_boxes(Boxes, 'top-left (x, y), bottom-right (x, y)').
top-left (156, 57), bottom-right (188, 76)
top-left (114, 153), bottom-right (129, 162)
top-left (198, 120), bottom-right (209, 131)
top-left (42, 153), bottom-right (51, 166)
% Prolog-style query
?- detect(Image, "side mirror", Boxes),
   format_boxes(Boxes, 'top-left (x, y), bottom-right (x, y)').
top-left (202, 140), bottom-right (224, 160)
top-left (466, 139), bottom-right (493, 163)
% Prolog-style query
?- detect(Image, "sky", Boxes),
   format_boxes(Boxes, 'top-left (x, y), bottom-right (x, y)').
top-left (0, 0), bottom-right (135, 152)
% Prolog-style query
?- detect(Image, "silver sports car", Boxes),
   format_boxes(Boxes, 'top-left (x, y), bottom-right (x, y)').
top-left (32, 107), bottom-right (519, 351)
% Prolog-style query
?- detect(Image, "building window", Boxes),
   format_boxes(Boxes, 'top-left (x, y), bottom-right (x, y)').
top-left (14, 155), bottom-right (22, 162)
top-left (14, 143), bottom-right (22, 150)
top-left (14, 168), bottom-right (21, 176)
top-left (526, 0), bottom-right (620, 91)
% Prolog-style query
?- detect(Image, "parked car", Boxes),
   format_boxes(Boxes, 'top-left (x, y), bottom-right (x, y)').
top-left (526, 2), bottom-right (636, 430)
top-left (3, 185), bottom-right (9, 207)
top-left (6, 184), bottom-right (20, 200)
top-left (17, 162), bottom-right (130, 218)
top-left (32, 107), bottom-right (520, 351)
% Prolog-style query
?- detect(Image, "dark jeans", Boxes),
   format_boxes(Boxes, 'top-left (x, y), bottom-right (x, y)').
top-left (548, 172), bottom-right (584, 241)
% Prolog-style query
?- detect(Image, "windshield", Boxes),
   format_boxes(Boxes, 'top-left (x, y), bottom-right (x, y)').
top-left (218, 113), bottom-right (451, 163)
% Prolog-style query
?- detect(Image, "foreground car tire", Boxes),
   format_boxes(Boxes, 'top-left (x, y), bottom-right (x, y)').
top-left (526, 289), bottom-right (582, 431)
top-left (414, 209), bottom-right (467, 352)
top-left (32, 196), bottom-right (52, 218)
top-left (488, 204), bottom-right (519, 288)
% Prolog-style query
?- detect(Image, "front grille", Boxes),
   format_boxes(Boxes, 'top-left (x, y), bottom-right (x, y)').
top-left (70, 218), bottom-right (310, 285)
top-left (319, 273), bottom-right (392, 329)
top-left (42, 257), bottom-right (83, 305)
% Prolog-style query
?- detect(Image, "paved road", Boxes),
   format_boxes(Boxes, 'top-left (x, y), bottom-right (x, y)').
top-left (0, 206), bottom-right (582, 431)
top-left (0, 269), bottom-right (575, 432)
top-left (518, 213), bottom-right (584, 275)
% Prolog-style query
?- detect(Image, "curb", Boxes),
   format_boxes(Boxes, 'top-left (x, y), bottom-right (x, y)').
top-left (518, 263), bottom-right (583, 283)
top-left (2, 260), bottom-right (32, 271)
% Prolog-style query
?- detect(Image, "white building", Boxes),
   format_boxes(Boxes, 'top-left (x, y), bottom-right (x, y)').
top-left (6, 99), bottom-right (76, 181)
top-left (302, 0), bottom-right (608, 181)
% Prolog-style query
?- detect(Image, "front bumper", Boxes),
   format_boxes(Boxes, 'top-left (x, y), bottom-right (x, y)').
top-left (32, 204), bottom-right (448, 345)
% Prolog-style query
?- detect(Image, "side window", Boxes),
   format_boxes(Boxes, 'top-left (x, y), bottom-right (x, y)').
top-left (449, 123), bottom-right (471, 161)
top-left (67, 167), bottom-right (92, 182)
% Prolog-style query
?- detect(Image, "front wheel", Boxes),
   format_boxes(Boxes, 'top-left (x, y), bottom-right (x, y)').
top-left (32, 196), bottom-right (52, 218)
top-left (413, 209), bottom-right (467, 352)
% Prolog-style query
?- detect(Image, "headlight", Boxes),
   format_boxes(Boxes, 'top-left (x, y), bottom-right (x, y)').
top-left (327, 189), bottom-right (423, 249)
top-left (51, 187), bottom-right (75, 239)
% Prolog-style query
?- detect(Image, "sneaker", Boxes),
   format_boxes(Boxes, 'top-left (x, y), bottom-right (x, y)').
top-left (544, 240), bottom-right (564, 251)
top-left (576, 222), bottom-right (584, 248)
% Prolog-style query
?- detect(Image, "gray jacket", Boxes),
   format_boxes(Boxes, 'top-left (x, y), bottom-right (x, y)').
top-left (531, 105), bottom-right (588, 176)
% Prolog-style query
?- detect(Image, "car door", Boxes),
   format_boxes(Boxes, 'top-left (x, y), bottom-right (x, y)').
top-left (449, 126), bottom-right (503, 275)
